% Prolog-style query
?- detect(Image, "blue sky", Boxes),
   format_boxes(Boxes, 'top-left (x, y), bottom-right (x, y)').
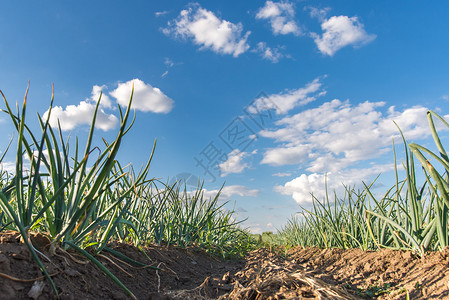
top-left (1, 1), bottom-right (449, 233)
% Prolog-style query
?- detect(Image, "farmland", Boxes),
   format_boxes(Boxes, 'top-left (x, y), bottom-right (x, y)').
top-left (1, 87), bottom-right (449, 299)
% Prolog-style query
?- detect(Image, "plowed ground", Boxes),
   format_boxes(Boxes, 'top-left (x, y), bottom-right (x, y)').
top-left (0, 231), bottom-right (448, 299)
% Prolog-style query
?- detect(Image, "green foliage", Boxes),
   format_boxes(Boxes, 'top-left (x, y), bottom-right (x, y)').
top-left (116, 180), bottom-right (251, 258)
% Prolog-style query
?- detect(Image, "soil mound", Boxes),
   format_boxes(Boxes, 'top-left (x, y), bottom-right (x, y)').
top-left (1, 231), bottom-right (448, 299)
top-left (286, 246), bottom-right (449, 299)
top-left (0, 231), bottom-right (242, 299)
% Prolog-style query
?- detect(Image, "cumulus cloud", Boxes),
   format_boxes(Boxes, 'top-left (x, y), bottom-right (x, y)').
top-left (110, 79), bottom-right (174, 113)
top-left (43, 85), bottom-right (118, 132)
top-left (219, 149), bottom-right (250, 177)
top-left (261, 95), bottom-right (449, 204)
top-left (163, 3), bottom-right (250, 57)
top-left (311, 15), bottom-right (376, 56)
top-left (254, 42), bottom-right (283, 63)
top-left (201, 185), bottom-right (259, 201)
top-left (275, 164), bottom-right (393, 204)
top-left (42, 79), bottom-right (173, 131)
top-left (247, 77), bottom-right (326, 115)
top-left (256, 1), bottom-right (301, 36)
top-left (261, 145), bottom-right (310, 166)
top-left (90, 85), bottom-right (113, 108)
top-left (261, 100), bottom-right (436, 171)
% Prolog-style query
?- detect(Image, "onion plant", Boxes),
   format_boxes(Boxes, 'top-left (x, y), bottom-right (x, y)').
top-left (118, 180), bottom-right (251, 258)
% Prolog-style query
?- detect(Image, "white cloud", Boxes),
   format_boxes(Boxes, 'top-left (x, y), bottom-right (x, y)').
top-left (307, 6), bottom-right (330, 22)
top-left (43, 85), bottom-right (118, 131)
top-left (155, 11), bottom-right (169, 17)
top-left (442, 95), bottom-right (449, 101)
top-left (201, 185), bottom-right (259, 201)
top-left (161, 57), bottom-right (177, 78)
top-left (90, 85), bottom-right (113, 108)
top-left (275, 164), bottom-right (393, 204)
top-left (0, 161), bottom-right (16, 174)
top-left (311, 15), bottom-right (376, 56)
top-left (163, 4), bottom-right (250, 57)
top-left (164, 57), bottom-right (174, 67)
top-left (261, 145), bottom-right (310, 166)
top-left (261, 95), bottom-right (449, 204)
top-left (261, 100), bottom-right (436, 171)
top-left (254, 42), bottom-right (283, 63)
top-left (256, 1), bottom-right (301, 36)
top-left (248, 77), bottom-right (326, 115)
top-left (43, 79), bottom-right (174, 131)
top-left (110, 79), bottom-right (174, 113)
top-left (219, 149), bottom-right (250, 177)
top-left (273, 172), bottom-right (292, 177)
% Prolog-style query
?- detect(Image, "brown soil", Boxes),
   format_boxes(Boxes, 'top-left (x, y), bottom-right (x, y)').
top-left (0, 231), bottom-right (448, 299)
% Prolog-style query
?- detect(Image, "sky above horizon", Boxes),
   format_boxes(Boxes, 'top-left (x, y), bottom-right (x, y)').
top-left (1, 1), bottom-right (449, 233)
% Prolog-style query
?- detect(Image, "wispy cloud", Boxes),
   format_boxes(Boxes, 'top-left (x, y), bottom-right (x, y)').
top-left (248, 77), bottom-right (326, 115)
top-left (273, 172), bottom-right (292, 177)
top-left (164, 57), bottom-right (175, 67)
top-left (110, 79), bottom-right (174, 113)
top-left (254, 42), bottom-right (284, 63)
top-left (256, 1), bottom-right (301, 36)
top-left (161, 57), bottom-right (178, 78)
top-left (311, 15), bottom-right (376, 56)
top-left (307, 6), bottom-right (330, 22)
top-left (161, 71), bottom-right (169, 78)
top-left (163, 3), bottom-right (250, 57)
top-left (219, 149), bottom-right (250, 177)
top-left (43, 85), bottom-right (118, 131)
top-left (155, 11), bottom-right (169, 17)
